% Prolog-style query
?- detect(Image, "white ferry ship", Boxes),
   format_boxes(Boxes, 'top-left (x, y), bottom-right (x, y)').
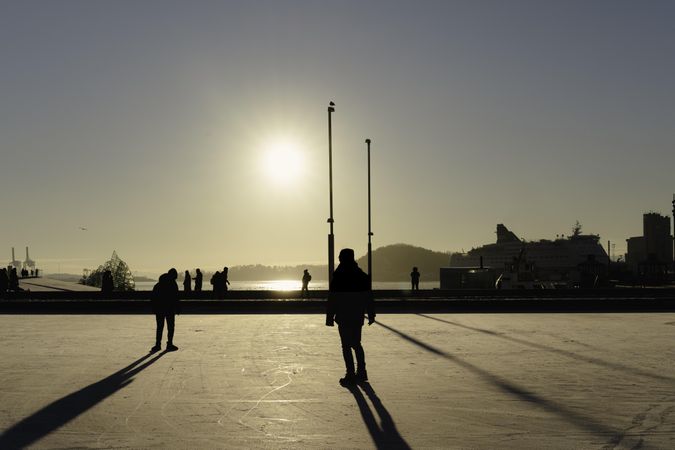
top-left (449, 224), bottom-right (608, 280)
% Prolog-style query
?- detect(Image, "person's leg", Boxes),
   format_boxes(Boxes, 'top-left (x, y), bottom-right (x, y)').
top-left (338, 325), bottom-right (355, 376)
top-left (154, 314), bottom-right (164, 349)
top-left (352, 326), bottom-right (367, 379)
top-left (166, 314), bottom-right (175, 345)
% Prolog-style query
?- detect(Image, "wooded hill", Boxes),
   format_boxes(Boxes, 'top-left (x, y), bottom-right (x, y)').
top-left (228, 244), bottom-right (451, 281)
top-left (356, 243), bottom-right (450, 281)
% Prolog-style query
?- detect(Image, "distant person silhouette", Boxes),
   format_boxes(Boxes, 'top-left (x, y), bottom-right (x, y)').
top-left (9, 268), bottom-right (20, 292)
top-left (302, 269), bottom-right (312, 297)
top-left (35, 268), bottom-right (39, 277)
top-left (194, 268), bottom-right (203, 292)
top-left (210, 271), bottom-right (222, 298)
top-left (183, 270), bottom-right (192, 292)
top-left (326, 248), bottom-right (375, 386)
top-left (151, 268), bottom-right (180, 352)
top-left (222, 267), bottom-right (230, 292)
top-left (410, 267), bottom-right (420, 290)
top-left (101, 270), bottom-right (114, 294)
top-left (0, 268), bottom-right (8, 296)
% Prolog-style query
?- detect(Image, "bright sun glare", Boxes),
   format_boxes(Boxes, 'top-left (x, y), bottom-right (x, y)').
top-left (261, 140), bottom-right (304, 185)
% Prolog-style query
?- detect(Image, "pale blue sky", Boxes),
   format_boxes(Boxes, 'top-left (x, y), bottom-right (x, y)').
top-left (1, 1), bottom-right (673, 274)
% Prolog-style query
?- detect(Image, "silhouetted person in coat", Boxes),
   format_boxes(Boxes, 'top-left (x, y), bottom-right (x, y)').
top-left (9, 268), bottom-right (20, 292)
top-left (210, 271), bottom-right (222, 299)
top-left (101, 270), bottom-right (114, 294)
top-left (410, 266), bottom-right (420, 290)
top-left (194, 268), bottom-right (203, 292)
top-left (0, 268), bottom-right (8, 296)
top-left (183, 270), bottom-right (192, 292)
top-left (222, 267), bottom-right (230, 293)
top-left (301, 269), bottom-right (311, 297)
top-left (326, 248), bottom-right (375, 386)
top-left (151, 268), bottom-right (180, 352)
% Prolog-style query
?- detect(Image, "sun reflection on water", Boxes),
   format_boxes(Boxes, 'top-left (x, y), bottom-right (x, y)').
top-left (254, 279), bottom-right (302, 291)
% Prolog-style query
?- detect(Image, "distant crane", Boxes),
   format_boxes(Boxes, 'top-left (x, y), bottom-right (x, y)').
top-left (23, 246), bottom-right (35, 270)
top-left (9, 247), bottom-right (21, 269)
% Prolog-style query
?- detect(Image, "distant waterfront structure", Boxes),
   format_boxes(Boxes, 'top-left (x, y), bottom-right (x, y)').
top-left (625, 212), bottom-right (673, 281)
top-left (7, 247), bottom-right (37, 272)
top-left (448, 224), bottom-right (607, 283)
top-left (23, 247), bottom-right (35, 271)
top-left (8, 247), bottom-right (21, 269)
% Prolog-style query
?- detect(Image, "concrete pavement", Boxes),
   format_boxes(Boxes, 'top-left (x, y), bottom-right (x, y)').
top-left (0, 313), bottom-right (674, 449)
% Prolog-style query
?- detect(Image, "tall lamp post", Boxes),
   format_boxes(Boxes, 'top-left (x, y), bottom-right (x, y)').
top-left (366, 138), bottom-right (373, 288)
top-left (672, 193), bottom-right (675, 279)
top-left (327, 102), bottom-right (336, 282)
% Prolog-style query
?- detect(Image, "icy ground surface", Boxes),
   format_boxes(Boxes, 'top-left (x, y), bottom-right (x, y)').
top-left (0, 313), bottom-right (674, 449)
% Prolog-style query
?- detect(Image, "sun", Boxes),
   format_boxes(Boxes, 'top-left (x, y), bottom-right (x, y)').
top-left (261, 139), bottom-right (305, 185)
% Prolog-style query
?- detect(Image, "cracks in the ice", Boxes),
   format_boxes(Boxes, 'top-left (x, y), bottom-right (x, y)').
top-left (602, 400), bottom-right (674, 450)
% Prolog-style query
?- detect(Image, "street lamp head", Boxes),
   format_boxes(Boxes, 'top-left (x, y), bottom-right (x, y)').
top-left (365, 138), bottom-right (371, 144)
top-left (328, 101), bottom-right (335, 113)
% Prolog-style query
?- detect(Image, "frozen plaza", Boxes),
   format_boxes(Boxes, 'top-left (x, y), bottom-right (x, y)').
top-left (0, 312), bottom-right (674, 449)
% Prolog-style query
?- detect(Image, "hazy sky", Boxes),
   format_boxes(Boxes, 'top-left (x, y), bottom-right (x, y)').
top-left (1, 1), bottom-right (674, 275)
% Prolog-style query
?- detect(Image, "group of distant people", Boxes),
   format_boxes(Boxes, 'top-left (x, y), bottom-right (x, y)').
top-left (0, 266), bottom-right (39, 296)
top-left (150, 248), bottom-right (375, 387)
top-left (172, 266), bottom-right (315, 298)
top-left (180, 268), bottom-right (203, 293)
top-left (18, 267), bottom-right (38, 278)
top-left (0, 267), bottom-right (23, 296)
top-left (97, 263), bottom-right (427, 297)
top-left (209, 267), bottom-right (230, 298)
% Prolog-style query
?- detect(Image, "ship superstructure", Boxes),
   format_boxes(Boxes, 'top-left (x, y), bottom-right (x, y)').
top-left (449, 224), bottom-right (607, 280)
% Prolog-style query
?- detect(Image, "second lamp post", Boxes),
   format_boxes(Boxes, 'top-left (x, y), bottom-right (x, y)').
top-left (366, 138), bottom-right (373, 288)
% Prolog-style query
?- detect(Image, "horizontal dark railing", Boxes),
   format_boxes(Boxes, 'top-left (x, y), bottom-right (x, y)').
top-left (1, 289), bottom-right (675, 314)
top-left (2, 287), bottom-right (675, 300)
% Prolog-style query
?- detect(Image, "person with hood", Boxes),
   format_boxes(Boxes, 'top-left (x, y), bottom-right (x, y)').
top-left (301, 269), bottom-right (312, 297)
top-left (183, 270), bottom-right (192, 292)
top-left (210, 271), bottom-right (222, 299)
top-left (326, 248), bottom-right (375, 386)
top-left (0, 268), bottom-right (9, 296)
top-left (410, 266), bottom-right (421, 290)
top-left (8, 268), bottom-right (20, 292)
top-left (151, 268), bottom-right (180, 352)
top-left (194, 268), bottom-right (203, 292)
top-left (101, 270), bottom-right (114, 294)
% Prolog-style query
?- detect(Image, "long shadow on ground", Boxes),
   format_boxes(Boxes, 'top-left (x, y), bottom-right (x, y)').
top-left (375, 320), bottom-right (653, 449)
top-left (0, 351), bottom-right (167, 449)
top-left (344, 382), bottom-right (411, 450)
top-left (416, 313), bottom-right (675, 384)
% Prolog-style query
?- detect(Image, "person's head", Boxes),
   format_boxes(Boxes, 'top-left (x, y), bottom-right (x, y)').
top-left (413, 266), bottom-right (418, 272)
top-left (223, 267), bottom-right (228, 273)
top-left (185, 270), bottom-right (189, 276)
top-left (304, 269), bottom-right (308, 274)
top-left (196, 268), bottom-right (201, 273)
top-left (338, 248), bottom-right (355, 264)
top-left (168, 268), bottom-right (178, 280)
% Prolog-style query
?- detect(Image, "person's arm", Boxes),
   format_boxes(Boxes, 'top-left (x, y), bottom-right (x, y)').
top-left (326, 293), bottom-right (336, 326)
top-left (362, 272), bottom-right (375, 324)
top-left (366, 291), bottom-right (376, 325)
top-left (174, 285), bottom-right (181, 314)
